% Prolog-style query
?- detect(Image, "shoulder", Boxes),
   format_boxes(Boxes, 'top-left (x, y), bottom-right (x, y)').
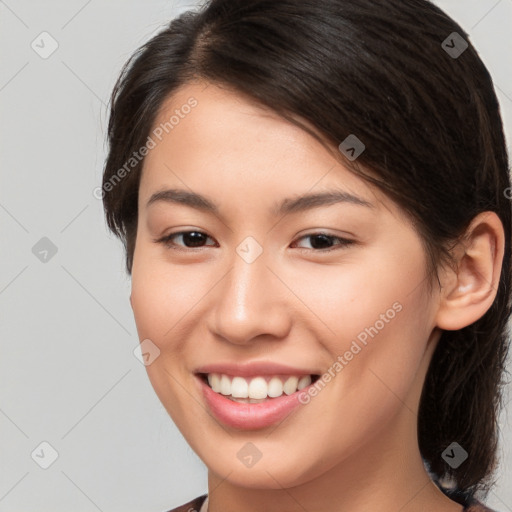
top-left (162, 494), bottom-right (207, 512)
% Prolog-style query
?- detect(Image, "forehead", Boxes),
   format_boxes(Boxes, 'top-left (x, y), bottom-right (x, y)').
top-left (146, 81), bottom-right (336, 168)
top-left (139, 81), bottom-right (396, 219)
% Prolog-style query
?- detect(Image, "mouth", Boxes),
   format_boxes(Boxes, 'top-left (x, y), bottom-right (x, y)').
top-left (197, 372), bottom-right (321, 403)
top-left (195, 370), bottom-right (321, 429)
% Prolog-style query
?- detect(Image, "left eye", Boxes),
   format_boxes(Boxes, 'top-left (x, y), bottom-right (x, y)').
top-left (156, 230), bottom-right (217, 250)
top-left (292, 233), bottom-right (354, 252)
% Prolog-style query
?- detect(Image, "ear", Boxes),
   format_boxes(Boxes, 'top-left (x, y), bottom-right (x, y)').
top-left (435, 211), bottom-right (505, 331)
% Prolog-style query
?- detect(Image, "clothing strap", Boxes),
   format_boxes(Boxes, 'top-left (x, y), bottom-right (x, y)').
top-left (199, 496), bottom-right (208, 512)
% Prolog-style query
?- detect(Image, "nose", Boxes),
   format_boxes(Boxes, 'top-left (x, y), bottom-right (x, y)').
top-left (208, 245), bottom-right (292, 346)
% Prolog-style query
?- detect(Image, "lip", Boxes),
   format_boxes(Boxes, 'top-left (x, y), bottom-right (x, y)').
top-left (194, 360), bottom-right (318, 378)
top-left (195, 372), bottom-right (317, 430)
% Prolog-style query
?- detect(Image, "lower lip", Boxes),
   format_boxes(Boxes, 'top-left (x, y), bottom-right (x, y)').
top-left (196, 375), bottom-right (311, 430)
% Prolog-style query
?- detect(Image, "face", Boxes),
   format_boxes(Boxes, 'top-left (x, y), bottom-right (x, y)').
top-left (130, 81), bottom-right (442, 488)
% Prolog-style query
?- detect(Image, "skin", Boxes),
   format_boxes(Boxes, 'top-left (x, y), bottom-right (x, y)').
top-left (129, 81), bottom-right (505, 512)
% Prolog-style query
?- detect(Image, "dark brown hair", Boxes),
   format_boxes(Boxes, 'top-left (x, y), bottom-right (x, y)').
top-left (102, 0), bottom-right (512, 505)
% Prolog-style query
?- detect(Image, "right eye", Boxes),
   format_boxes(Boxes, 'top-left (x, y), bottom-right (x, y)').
top-left (154, 230), bottom-right (218, 251)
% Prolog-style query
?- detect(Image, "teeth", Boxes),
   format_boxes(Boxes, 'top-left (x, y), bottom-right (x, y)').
top-left (220, 375), bottom-right (231, 396)
top-left (208, 373), bottom-right (221, 393)
top-left (268, 377), bottom-right (283, 398)
top-left (248, 376), bottom-right (268, 399)
top-left (283, 376), bottom-right (299, 395)
top-left (297, 375), bottom-right (311, 390)
top-left (206, 373), bottom-right (313, 400)
top-left (231, 376), bottom-right (248, 398)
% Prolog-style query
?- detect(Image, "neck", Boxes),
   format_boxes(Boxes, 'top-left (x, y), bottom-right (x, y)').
top-left (207, 419), bottom-right (459, 512)
top-left (206, 335), bottom-right (463, 512)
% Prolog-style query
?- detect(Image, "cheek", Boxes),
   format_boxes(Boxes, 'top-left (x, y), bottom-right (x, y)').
top-left (321, 270), bottom-right (432, 419)
top-left (130, 246), bottom-right (207, 343)
top-left (129, 256), bottom-right (204, 424)
top-left (281, 246), bottom-right (427, 344)
top-left (296, 245), bottom-right (432, 403)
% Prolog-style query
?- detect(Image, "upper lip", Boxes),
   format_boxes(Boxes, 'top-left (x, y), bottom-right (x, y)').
top-left (195, 361), bottom-right (319, 378)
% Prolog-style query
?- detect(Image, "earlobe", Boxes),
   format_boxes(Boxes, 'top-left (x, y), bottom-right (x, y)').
top-left (435, 211), bottom-right (505, 331)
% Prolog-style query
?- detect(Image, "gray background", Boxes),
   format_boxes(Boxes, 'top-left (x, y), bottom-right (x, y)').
top-left (0, 1), bottom-right (511, 511)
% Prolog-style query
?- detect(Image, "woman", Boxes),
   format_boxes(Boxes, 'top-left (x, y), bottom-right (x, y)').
top-left (101, 0), bottom-right (511, 510)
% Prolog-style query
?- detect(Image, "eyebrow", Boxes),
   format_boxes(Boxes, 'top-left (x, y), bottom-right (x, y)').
top-left (146, 188), bottom-right (374, 216)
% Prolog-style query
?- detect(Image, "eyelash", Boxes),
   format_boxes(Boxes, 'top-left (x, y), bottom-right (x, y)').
top-left (154, 230), bottom-right (355, 253)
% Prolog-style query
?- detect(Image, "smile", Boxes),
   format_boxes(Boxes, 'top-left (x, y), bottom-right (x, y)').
top-left (195, 371), bottom-right (321, 430)
top-left (200, 373), bottom-right (320, 402)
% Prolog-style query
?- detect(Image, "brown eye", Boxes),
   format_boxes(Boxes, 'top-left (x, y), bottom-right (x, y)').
top-left (156, 230), bottom-right (217, 250)
top-left (292, 233), bottom-right (354, 252)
